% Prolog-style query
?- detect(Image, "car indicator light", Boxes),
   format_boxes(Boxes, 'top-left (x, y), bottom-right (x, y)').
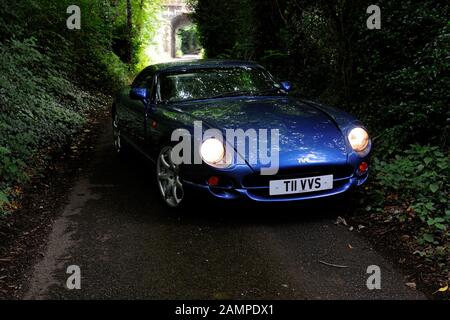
top-left (358, 162), bottom-right (369, 175)
top-left (208, 176), bottom-right (220, 186)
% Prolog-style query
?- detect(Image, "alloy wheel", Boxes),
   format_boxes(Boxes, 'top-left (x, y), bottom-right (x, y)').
top-left (113, 114), bottom-right (121, 153)
top-left (156, 146), bottom-right (184, 207)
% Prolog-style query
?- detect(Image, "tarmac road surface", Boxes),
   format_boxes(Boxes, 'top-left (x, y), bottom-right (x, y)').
top-left (24, 120), bottom-right (425, 300)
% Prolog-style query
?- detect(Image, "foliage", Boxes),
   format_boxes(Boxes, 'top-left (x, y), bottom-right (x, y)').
top-left (371, 145), bottom-right (449, 262)
top-left (178, 25), bottom-right (201, 55)
top-left (0, 38), bottom-right (94, 211)
top-left (109, 0), bottom-right (163, 72)
top-left (0, 0), bottom-right (163, 213)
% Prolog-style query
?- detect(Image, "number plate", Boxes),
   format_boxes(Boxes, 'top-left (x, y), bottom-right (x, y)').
top-left (269, 175), bottom-right (333, 196)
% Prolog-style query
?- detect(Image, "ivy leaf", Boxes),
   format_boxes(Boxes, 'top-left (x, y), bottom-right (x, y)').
top-left (429, 183), bottom-right (439, 193)
top-left (422, 233), bottom-right (434, 243)
top-left (0, 191), bottom-right (9, 206)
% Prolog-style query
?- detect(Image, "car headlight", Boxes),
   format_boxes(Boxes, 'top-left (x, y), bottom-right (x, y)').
top-left (201, 138), bottom-right (225, 164)
top-left (348, 127), bottom-right (369, 152)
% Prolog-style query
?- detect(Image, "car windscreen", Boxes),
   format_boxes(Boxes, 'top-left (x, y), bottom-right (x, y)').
top-left (157, 67), bottom-right (281, 103)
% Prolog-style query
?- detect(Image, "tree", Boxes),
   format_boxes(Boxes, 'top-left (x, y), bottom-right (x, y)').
top-left (126, 0), bottom-right (134, 64)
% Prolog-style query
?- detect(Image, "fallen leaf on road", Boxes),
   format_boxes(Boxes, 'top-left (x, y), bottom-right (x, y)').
top-left (348, 244), bottom-right (353, 249)
top-left (433, 285), bottom-right (448, 294)
top-left (335, 216), bottom-right (348, 226)
top-left (405, 282), bottom-right (416, 289)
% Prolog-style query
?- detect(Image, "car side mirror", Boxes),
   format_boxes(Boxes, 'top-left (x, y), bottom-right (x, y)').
top-left (129, 87), bottom-right (148, 100)
top-left (280, 81), bottom-right (293, 92)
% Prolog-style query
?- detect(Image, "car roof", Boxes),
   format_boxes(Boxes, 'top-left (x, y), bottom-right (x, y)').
top-left (143, 59), bottom-right (263, 74)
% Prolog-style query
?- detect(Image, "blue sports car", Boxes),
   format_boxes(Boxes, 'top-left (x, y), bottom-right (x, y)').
top-left (112, 60), bottom-right (371, 208)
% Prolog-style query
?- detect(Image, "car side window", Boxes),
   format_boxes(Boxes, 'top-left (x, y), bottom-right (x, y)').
top-left (146, 76), bottom-right (156, 104)
top-left (132, 71), bottom-right (150, 88)
top-left (132, 66), bottom-right (157, 86)
top-left (132, 69), bottom-right (157, 103)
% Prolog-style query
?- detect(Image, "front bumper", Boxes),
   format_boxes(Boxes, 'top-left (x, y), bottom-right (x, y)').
top-left (182, 164), bottom-right (369, 202)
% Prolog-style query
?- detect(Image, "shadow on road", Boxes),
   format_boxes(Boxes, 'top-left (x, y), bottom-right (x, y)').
top-left (24, 119), bottom-right (424, 300)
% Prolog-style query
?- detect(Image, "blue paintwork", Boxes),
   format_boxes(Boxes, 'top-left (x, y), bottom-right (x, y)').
top-left (171, 96), bottom-right (350, 170)
top-left (172, 95), bottom-right (371, 202)
top-left (115, 59), bottom-right (372, 203)
top-left (280, 81), bottom-right (292, 92)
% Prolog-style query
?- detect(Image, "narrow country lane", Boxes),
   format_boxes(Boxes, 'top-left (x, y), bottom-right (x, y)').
top-left (22, 119), bottom-right (425, 300)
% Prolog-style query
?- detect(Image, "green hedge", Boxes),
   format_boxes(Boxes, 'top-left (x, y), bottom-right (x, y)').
top-left (0, 0), bottom-right (163, 212)
top-left (0, 38), bottom-right (98, 210)
top-left (370, 145), bottom-right (449, 262)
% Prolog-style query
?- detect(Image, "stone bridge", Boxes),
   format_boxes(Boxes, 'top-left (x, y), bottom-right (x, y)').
top-left (151, 0), bottom-right (194, 62)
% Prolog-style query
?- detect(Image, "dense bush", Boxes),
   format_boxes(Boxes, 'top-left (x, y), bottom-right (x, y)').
top-left (371, 145), bottom-right (449, 262)
top-left (0, 0), bottom-right (163, 212)
top-left (0, 38), bottom-right (96, 209)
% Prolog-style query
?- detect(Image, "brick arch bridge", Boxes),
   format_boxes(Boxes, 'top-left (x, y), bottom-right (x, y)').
top-left (157, 0), bottom-right (194, 60)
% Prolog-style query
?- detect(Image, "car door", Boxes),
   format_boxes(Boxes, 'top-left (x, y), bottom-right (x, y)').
top-left (118, 69), bottom-right (155, 148)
